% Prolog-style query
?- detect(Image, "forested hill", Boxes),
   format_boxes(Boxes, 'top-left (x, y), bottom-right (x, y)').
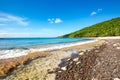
top-left (60, 17), bottom-right (120, 37)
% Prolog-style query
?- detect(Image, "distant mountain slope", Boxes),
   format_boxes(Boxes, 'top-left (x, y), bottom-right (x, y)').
top-left (60, 17), bottom-right (120, 37)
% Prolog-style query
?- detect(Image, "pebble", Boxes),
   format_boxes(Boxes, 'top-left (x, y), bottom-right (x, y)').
top-left (58, 71), bottom-right (62, 73)
top-left (79, 52), bottom-right (84, 56)
top-left (95, 50), bottom-right (99, 53)
top-left (92, 78), bottom-right (98, 80)
top-left (113, 43), bottom-right (120, 47)
top-left (73, 58), bottom-right (79, 61)
top-left (116, 47), bottom-right (120, 50)
top-left (114, 78), bottom-right (120, 80)
top-left (61, 66), bottom-right (66, 71)
top-left (67, 58), bottom-right (70, 61)
top-left (76, 61), bottom-right (80, 64)
top-left (113, 44), bottom-right (117, 47)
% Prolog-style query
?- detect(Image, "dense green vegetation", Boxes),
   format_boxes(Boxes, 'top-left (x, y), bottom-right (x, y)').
top-left (60, 17), bottom-right (120, 37)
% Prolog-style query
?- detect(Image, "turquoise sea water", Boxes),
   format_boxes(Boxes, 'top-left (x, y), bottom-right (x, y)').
top-left (0, 38), bottom-right (90, 50)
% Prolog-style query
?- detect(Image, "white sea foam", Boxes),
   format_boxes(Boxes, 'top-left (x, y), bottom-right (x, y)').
top-left (0, 39), bottom-right (98, 59)
top-left (0, 49), bottom-right (29, 59)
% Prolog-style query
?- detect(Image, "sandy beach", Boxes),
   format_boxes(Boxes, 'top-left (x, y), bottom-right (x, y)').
top-left (0, 38), bottom-right (103, 78)
top-left (0, 37), bottom-right (120, 80)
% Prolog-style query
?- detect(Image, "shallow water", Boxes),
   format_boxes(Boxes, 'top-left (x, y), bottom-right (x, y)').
top-left (0, 38), bottom-right (90, 50)
top-left (0, 38), bottom-right (93, 59)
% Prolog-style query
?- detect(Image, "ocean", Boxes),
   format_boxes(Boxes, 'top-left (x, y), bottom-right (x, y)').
top-left (0, 38), bottom-right (90, 50)
top-left (0, 38), bottom-right (94, 59)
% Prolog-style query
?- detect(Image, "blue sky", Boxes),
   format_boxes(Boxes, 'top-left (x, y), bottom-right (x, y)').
top-left (0, 0), bottom-right (120, 37)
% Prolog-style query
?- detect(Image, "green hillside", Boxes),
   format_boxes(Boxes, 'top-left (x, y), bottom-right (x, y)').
top-left (60, 17), bottom-right (120, 37)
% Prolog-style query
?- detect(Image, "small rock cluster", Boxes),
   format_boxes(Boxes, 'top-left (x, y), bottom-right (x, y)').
top-left (55, 45), bottom-right (104, 80)
top-left (113, 43), bottom-right (120, 50)
top-left (55, 40), bottom-right (120, 80)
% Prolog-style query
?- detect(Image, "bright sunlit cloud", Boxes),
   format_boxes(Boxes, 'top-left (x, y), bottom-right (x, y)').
top-left (48, 18), bottom-right (62, 24)
top-left (55, 18), bottom-right (62, 23)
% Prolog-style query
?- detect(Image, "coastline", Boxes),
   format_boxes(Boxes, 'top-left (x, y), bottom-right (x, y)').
top-left (0, 39), bottom-right (97, 59)
top-left (0, 38), bottom-right (104, 78)
top-left (0, 37), bottom-right (120, 79)
top-left (1, 36), bottom-right (119, 60)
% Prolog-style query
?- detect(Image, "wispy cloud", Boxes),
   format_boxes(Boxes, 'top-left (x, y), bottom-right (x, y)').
top-left (0, 17), bottom-right (9, 21)
top-left (90, 8), bottom-right (103, 16)
top-left (48, 18), bottom-right (62, 24)
top-left (48, 18), bottom-right (54, 24)
top-left (0, 12), bottom-right (29, 26)
top-left (0, 28), bottom-right (62, 37)
top-left (0, 23), bottom-right (6, 26)
top-left (0, 30), bottom-right (8, 37)
top-left (90, 11), bottom-right (97, 16)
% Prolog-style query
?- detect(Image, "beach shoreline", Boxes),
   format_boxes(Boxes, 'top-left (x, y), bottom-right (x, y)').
top-left (0, 38), bottom-right (104, 78)
top-left (1, 36), bottom-right (120, 60)
top-left (0, 37), bottom-right (120, 79)
top-left (0, 39), bottom-right (97, 59)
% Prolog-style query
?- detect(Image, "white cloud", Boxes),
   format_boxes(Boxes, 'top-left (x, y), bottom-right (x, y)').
top-left (90, 11), bottom-right (97, 16)
top-left (0, 17), bottom-right (9, 21)
top-left (0, 12), bottom-right (29, 26)
top-left (48, 18), bottom-right (54, 24)
top-left (48, 18), bottom-right (62, 24)
top-left (55, 18), bottom-right (62, 23)
top-left (90, 8), bottom-right (103, 16)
